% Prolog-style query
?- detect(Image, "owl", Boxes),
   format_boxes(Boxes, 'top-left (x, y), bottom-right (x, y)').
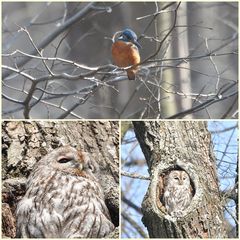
top-left (162, 170), bottom-right (193, 217)
top-left (16, 146), bottom-right (115, 238)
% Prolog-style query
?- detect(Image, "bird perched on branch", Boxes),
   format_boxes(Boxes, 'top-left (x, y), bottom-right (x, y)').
top-left (112, 28), bottom-right (141, 80)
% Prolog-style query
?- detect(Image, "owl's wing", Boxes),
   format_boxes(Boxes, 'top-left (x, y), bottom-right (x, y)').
top-left (16, 197), bottom-right (41, 238)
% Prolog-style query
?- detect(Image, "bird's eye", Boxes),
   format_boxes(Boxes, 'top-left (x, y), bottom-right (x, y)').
top-left (126, 35), bottom-right (131, 39)
top-left (123, 33), bottom-right (131, 40)
top-left (174, 177), bottom-right (178, 180)
top-left (58, 157), bottom-right (72, 163)
top-left (88, 164), bottom-right (94, 172)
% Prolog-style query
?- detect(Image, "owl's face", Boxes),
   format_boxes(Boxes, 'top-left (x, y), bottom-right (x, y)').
top-left (38, 146), bottom-right (95, 177)
top-left (168, 170), bottom-right (190, 186)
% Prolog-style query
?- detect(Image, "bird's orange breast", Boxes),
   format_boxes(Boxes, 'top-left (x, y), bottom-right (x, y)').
top-left (112, 41), bottom-right (140, 68)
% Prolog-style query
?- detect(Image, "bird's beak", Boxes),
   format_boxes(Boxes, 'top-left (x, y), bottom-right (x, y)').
top-left (74, 161), bottom-right (83, 170)
top-left (134, 39), bottom-right (142, 49)
top-left (79, 162), bottom-right (84, 170)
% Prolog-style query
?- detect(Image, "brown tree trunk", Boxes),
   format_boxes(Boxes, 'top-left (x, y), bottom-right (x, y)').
top-left (133, 121), bottom-right (227, 238)
top-left (2, 121), bottom-right (119, 238)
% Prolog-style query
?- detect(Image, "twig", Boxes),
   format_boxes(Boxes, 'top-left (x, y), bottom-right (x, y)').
top-left (121, 171), bottom-right (150, 180)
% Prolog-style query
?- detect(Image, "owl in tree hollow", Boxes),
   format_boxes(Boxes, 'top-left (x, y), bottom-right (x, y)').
top-left (163, 170), bottom-right (193, 217)
top-left (16, 146), bottom-right (115, 238)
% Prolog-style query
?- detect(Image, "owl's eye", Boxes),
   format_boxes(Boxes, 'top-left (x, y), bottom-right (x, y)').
top-left (58, 157), bottom-right (72, 163)
top-left (88, 164), bottom-right (95, 172)
top-left (174, 177), bottom-right (178, 180)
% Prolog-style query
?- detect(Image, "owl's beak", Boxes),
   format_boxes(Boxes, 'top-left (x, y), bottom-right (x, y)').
top-left (78, 162), bottom-right (84, 171)
top-left (73, 161), bottom-right (83, 171)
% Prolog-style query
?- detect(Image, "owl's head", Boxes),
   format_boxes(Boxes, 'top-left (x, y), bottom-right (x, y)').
top-left (167, 170), bottom-right (190, 186)
top-left (39, 146), bottom-right (98, 177)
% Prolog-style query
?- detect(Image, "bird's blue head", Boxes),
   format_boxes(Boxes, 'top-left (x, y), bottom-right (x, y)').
top-left (118, 28), bottom-right (142, 49)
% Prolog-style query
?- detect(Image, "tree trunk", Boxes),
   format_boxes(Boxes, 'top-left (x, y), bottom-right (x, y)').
top-left (2, 121), bottom-right (119, 238)
top-left (133, 121), bottom-right (227, 238)
top-left (174, 2), bottom-right (192, 117)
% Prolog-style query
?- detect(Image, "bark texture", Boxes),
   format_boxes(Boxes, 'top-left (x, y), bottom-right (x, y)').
top-left (2, 121), bottom-right (119, 238)
top-left (133, 121), bottom-right (227, 238)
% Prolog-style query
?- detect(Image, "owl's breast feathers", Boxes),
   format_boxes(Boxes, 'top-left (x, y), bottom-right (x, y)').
top-left (17, 171), bottom-right (114, 238)
top-left (112, 41), bottom-right (140, 80)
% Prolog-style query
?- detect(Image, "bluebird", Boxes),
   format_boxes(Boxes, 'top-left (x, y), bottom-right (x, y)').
top-left (112, 28), bottom-right (141, 80)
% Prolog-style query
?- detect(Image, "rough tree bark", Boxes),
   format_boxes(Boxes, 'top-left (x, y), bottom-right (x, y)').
top-left (133, 121), bottom-right (227, 238)
top-left (2, 121), bottom-right (119, 238)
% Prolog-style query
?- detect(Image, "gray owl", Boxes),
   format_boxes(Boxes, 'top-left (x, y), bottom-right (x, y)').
top-left (16, 146), bottom-right (115, 238)
top-left (163, 170), bottom-right (193, 217)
